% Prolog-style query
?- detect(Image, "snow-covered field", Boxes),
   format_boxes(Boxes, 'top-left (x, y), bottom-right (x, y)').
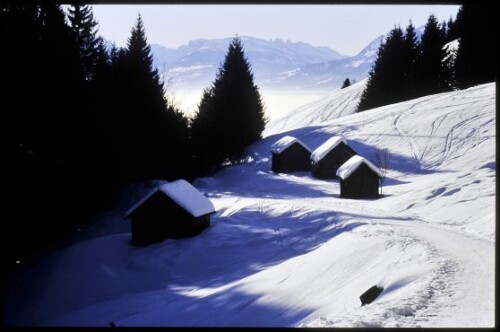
top-left (4, 83), bottom-right (495, 327)
top-left (264, 79), bottom-right (367, 136)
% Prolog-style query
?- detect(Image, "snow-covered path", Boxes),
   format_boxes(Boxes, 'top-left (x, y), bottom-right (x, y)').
top-left (391, 220), bottom-right (494, 327)
top-left (4, 83), bottom-right (494, 327)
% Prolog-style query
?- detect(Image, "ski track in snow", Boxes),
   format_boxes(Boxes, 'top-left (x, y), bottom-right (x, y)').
top-left (4, 83), bottom-right (495, 327)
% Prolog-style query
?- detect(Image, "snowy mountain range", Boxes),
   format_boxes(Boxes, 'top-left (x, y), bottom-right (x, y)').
top-left (149, 35), bottom-right (382, 92)
top-left (102, 26), bottom-right (428, 116)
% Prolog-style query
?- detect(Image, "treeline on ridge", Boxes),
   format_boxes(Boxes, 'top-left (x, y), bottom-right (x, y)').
top-left (357, 4), bottom-right (495, 112)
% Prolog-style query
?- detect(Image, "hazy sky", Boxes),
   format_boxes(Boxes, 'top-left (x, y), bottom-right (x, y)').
top-left (92, 5), bottom-right (460, 56)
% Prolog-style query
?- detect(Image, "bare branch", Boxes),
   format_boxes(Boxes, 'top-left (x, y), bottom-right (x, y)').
top-left (372, 148), bottom-right (390, 194)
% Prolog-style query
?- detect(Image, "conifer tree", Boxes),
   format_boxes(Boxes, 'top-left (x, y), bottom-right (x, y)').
top-left (111, 14), bottom-right (190, 182)
top-left (191, 37), bottom-right (267, 176)
top-left (446, 17), bottom-right (458, 42)
top-left (357, 26), bottom-right (407, 112)
top-left (419, 15), bottom-right (449, 95)
top-left (454, 4), bottom-right (496, 88)
top-left (67, 5), bottom-right (100, 81)
top-left (402, 21), bottom-right (421, 100)
top-left (341, 78), bottom-right (351, 89)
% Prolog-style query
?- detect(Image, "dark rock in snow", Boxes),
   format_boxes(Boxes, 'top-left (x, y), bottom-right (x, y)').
top-left (360, 285), bottom-right (384, 306)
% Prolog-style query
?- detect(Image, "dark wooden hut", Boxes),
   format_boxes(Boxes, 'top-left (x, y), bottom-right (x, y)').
top-left (337, 155), bottom-right (382, 199)
top-left (271, 135), bottom-right (312, 173)
top-left (125, 180), bottom-right (215, 246)
top-left (311, 136), bottom-right (358, 179)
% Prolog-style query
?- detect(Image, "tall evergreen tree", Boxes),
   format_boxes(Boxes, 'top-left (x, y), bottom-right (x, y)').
top-left (446, 17), bottom-right (458, 42)
top-left (402, 21), bottom-right (421, 100)
top-left (454, 4), bottom-right (496, 89)
top-left (191, 37), bottom-right (267, 176)
top-left (67, 5), bottom-right (100, 82)
top-left (357, 26), bottom-right (408, 112)
top-left (419, 15), bottom-right (449, 95)
top-left (110, 14), bottom-right (190, 182)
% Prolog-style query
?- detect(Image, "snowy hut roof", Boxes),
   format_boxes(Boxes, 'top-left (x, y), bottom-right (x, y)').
top-left (125, 188), bottom-right (161, 217)
top-left (271, 135), bottom-right (311, 154)
top-left (311, 136), bottom-right (347, 162)
top-left (159, 180), bottom-right (215, 217)
top-left (336, 155), bottom-right (383, 180)
top-left (125, 180), bottom-right (215, 218)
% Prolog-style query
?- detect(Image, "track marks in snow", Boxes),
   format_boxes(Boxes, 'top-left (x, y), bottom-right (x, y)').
top-left (390, 91), bottom-right (494, 170)
top-left (393, 112), bottom-right (424, 169)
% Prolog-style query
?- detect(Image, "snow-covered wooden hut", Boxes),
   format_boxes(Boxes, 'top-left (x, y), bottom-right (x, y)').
top-left (125, 180), bottom-right (216, 246)
top-left (271, 135), bottom-right (312, 173)
top-left (310, 136), bottom-right (358, 179)
top-left (336, 155), bottom-right (382, 199)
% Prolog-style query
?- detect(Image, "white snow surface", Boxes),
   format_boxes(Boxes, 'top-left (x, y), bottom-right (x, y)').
top-left (160, 180), bottom-right (215, 218)
top-left (337, 155), bottom-right (383, 179)
top-left (264, 78), bottom-right (367, 136)
top-left (310, 136), bottom-right (347, 162)
top-left (4, 83), bottom-right (495, 328)
top-left (271, 135), bottom-right (311, 154)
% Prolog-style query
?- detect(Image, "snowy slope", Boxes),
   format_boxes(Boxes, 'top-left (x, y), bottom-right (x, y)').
top-left (4, 83), bottom-right (495, 327)
top-left (264, 78), bottom-right (367, 136)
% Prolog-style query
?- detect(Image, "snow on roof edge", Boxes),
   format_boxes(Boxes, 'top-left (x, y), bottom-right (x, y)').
top-left (271, 135), bottom-right (312, 154)
top-left (125, 187), bottom-right (160, 218)
top-left (311, 136), bottom-right (347, 162)
top-left (159, 179), bottom-right (215, 218)
top-left (336, 155), bottom-right (383, 180)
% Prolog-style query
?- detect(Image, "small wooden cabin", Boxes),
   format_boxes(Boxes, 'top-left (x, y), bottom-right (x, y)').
top-left (271, 135), bottom-right (312, 173)
top-left (336, 155), bottom-right (382, 199)
top-left (125, 180), bottom-right (216, 246)
top-left (311, 136), bottom-right (358, 179)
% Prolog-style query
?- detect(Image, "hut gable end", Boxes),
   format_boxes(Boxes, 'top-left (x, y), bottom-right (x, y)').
top-left (125, 179), bottom-right (215, 246)
top-left (310, 136), bottom-right (357, 179)
top-left (337, 156), bottom-right (382, 199)
top-left (336, 155), bottom-right (383, 180)
top-left (271, 136), bottom-right (312, 173)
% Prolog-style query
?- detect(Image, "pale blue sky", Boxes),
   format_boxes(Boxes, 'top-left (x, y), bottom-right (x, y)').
top-left (92, 5), bottom-right (460, 56)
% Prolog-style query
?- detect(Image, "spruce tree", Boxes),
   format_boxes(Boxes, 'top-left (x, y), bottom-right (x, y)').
top-left (357, 26), bottom-right (407, 112)
top-left (341, 78), bottom-right (351, 89)
top-left (191, 37), bottom-right (267, 176)
top-left (446, 17), bottom-right (457, 42)
top-left (402, 21), bottom-right (421, 100)
top-left (419, 15), bottom-right (449, 95)
top-left (454, 4), bottom-right (496, 88)
top-left (111, 14), bottom-right (190, 182)
top-left (67, 5), bottom-right (100, 81)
